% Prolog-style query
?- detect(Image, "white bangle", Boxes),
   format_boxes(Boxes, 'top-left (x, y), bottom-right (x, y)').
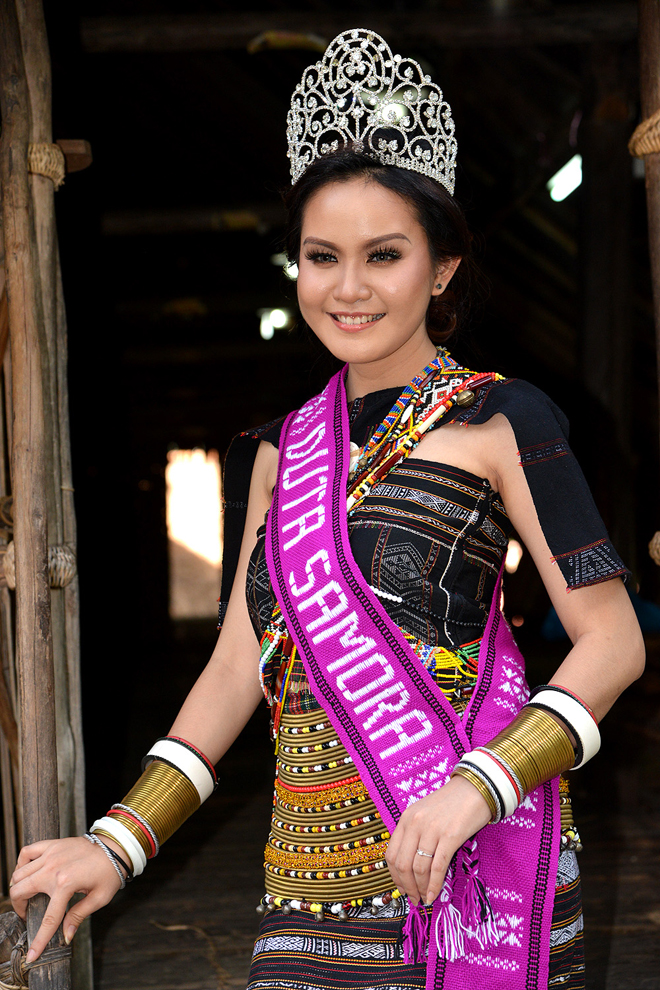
top-left (457, 749), bottom-right (520, 819)
top-left (475, 746), bottom-right (524, 804)
top-left (527, 686), bottom-right (600, 769)
top-left (144, 739), bottom-right (214, 803)
top-left (90, 816), bottom-right (147, 876)
top-left (111, 804), bottom-right (160, 857)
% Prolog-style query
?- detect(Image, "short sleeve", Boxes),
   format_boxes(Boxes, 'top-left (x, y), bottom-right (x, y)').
top-left (450, 378), bottom-right (631, 591)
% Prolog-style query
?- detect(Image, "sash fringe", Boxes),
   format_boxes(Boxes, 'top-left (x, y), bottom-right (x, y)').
top-left (402, 901), bottom-right (429, 964)
top-left (461, 838), bottom-right (500, 950)
top-left (434, 868), bottom-right (466, 962)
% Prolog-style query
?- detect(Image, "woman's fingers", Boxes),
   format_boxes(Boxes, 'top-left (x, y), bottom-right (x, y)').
top-left (412, 846), bottom-right (435, 901)
top-left (10, 855), bottom-right (46, 889)
top-left (28, 890), bottom-right (104, 961)
top-left (386, 776), bottom-right (494, 906)
top-left (15, 841), bottom-right (51, 870)
top-left (426, 849), bottom-right (450, 904)
top-left (24, 889), bottom-right (73, 962)
top-left (9, 865), bottom-right (51, 919)
top-left (9, 838), bottom-right (123, 960)
top-left (389, 837), bottom-right (449, 906)
top-left (24, 879), bottom-right (119, 962)
top-left (61, 893), bottom-right (103, 947)
top-left (389, 830), bottom-right (426, 905)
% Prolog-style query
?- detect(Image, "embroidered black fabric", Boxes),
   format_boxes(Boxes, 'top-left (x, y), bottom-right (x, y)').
top-left (246, 454), bottom-right (510, 648)
top-left (219, 376), bottom-right (629, 638)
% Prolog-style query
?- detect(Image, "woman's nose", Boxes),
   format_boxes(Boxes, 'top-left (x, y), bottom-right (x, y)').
top-left (332, 263), bottom-right (370, 303)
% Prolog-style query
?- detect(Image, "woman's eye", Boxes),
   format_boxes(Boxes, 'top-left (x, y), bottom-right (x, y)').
top-left (367, 248), bottom-right (402, 263)
top-left (304, 251), bottom-right (337, 263)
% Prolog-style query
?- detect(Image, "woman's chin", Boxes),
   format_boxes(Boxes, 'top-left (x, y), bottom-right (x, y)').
top-left (308, 322), bottom-right (432, 368)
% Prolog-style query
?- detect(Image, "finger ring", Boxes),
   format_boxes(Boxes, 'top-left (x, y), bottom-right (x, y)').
top-left (416, 849), bottom-right (433, 858)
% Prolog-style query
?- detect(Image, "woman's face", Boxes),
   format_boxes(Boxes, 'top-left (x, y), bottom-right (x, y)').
top-left (296, 177), bottom-right (459, 369)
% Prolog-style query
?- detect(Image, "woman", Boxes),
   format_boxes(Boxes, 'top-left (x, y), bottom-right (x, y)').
top-left (10, 28), bottom-right (644, 990)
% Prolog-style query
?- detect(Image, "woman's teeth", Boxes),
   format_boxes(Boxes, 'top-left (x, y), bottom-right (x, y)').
top-left (334, 314), bottom-right (384, 326)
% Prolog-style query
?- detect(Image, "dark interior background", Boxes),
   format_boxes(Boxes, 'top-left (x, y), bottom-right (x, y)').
top-left (43, 0), bottom-right (659, 816)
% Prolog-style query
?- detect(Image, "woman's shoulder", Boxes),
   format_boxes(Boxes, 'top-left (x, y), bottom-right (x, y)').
top-left (456, 374), bottom-right (630, 589)
top-left (454, 375), bottom-right (571, 450)
top-left (458, 375), bottom-right (567, 427)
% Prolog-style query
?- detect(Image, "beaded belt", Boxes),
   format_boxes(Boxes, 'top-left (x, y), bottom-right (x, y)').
top-left (264, 707), bottom-right (395, 903)
top-left (260, 631), bottom-right (580, 918)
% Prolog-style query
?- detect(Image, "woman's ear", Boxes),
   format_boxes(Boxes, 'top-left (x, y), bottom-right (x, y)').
top-left (432, 257), bottom-right (462, 296)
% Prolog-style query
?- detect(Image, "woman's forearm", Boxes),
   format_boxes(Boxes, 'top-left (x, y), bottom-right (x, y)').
top-left (545, 590), bottom-right (645, 723)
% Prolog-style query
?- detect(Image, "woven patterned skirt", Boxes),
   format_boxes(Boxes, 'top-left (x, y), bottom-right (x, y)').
top-left (247, 849), bottom-right (585, 990)
top-left (248, 910), bottom-right (426, 990)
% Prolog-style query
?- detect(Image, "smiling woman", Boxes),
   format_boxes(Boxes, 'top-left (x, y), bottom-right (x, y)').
top-left (291, 170), bottom-right (462, 397)
top-left (284, 148), bottom-right (475, 359)
top-left (8, 27), bottom-right (644, 990)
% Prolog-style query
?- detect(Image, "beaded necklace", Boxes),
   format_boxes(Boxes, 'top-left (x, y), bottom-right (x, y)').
top-left (347, 354), bottom-right (502, 512)
top-left (354, 346), bottom-right (459, 470)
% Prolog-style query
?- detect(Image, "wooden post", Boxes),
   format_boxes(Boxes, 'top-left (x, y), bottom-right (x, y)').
top-left (0, 238), bottom-right (21, 894)
top-left (0, 0), bottom-right (71, 986)
top-left (0, 228), bottom-right (20, 889)
top-left (16, 2), bottom-right (92, 983)
top-left (638, 0), bottom-right (660, 462)
top-left (15, 1), bottom-right (68, 840)
top-left (17, 0), bottom-right (84, 842)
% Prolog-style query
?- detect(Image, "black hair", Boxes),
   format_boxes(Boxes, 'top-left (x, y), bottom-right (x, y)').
top-left (283, 148), bottom-right (477, 344)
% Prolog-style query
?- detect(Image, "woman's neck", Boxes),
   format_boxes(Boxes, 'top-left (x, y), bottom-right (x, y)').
top-left (344, 336), bottom-right (438, 401)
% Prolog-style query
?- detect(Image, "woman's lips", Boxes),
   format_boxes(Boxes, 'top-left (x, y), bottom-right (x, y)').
top-left (329, 313), bottom-right (385, 331)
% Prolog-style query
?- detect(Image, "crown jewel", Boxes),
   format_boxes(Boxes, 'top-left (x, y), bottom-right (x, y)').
top-left (286, 28), bottom-right (457, 194)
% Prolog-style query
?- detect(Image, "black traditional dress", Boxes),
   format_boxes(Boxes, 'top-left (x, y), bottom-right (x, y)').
top-left (219, 376), bottom-right (628, 990)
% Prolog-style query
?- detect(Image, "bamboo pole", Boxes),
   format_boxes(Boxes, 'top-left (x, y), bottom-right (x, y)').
top-left (55, 258), bottom-right (86, 837)
top-left (17, 0), bottom-right (79, 843)
top-left (0, 236), bottom-right (18, 888)
top-left (15, 6), bottom-right (92, 977)
top-left (638, 0), bottom-right (660, 460)
top-left (0, 262), bottom-right (17, 778)
top-left (0, 0), bottom-right (70, 986)
top-left (0, 346), bottom-right (19, 889)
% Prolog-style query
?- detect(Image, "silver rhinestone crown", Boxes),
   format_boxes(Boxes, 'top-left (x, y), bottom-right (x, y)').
top-left (286, 28), bottom-right (457, 194)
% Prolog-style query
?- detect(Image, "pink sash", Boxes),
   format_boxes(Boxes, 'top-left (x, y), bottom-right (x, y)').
top-left (265, 367), bottom-right (559, 990)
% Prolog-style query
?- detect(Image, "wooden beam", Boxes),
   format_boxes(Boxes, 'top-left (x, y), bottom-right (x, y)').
top-left (80, 6), bottom-right (638, 54)
top-left (55, 139), bottom-right (92, 174)
top-left (101, 204), bottom-right (285, 236)
top-left (0, 0), bottom-right (70, 985)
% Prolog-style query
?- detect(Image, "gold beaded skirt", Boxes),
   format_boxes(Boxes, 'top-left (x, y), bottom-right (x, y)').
top-left (264, 707), bottom-right (394, 904)
top-left (261, 632), bottom-right (580, 908)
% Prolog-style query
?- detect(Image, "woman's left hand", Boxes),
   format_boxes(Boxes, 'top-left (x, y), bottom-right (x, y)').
top-left (385, 775), bottom-right (492, 906)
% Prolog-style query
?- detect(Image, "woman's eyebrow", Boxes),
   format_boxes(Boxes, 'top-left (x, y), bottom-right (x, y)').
top-left (302, 237), bottom-right (337, 248)
top-left (364, 232), bottom-right (410, 248)
top-left (302, 232), bottom-right (411, 249)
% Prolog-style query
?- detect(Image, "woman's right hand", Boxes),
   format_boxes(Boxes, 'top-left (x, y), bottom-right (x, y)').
top-left (9, 836), bottom-right (124, 962)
